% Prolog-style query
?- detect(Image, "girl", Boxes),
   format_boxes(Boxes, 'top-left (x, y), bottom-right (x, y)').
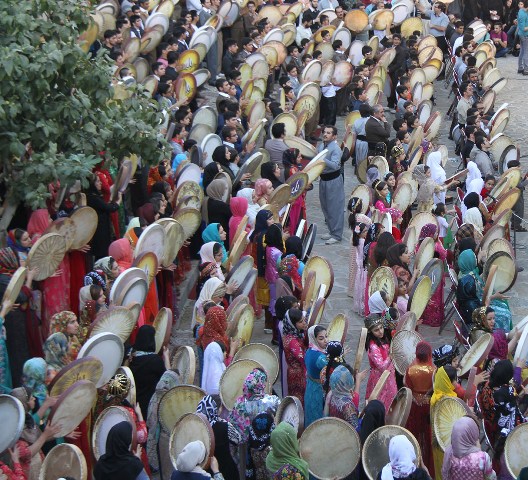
top-left (384, 172), bottom-right (397, 203)
top-left (202, 223), bottom-right (229, 264)
top-left (204, 179), bottom-right (232, 240)
top-left (264, 224), bottom-right (285, 331)
top-left (327, 365), bottom-right (367, 429)
top-left (265, 422), bottom-right (309, 480)
top-left (481, 175), bottom-right (496, 202)
top-left (395, 278), bottom-right (409, 318)
top-left (281, 308), bottom-right (307, 405)
top-left (350, 222), bottom-right (369, 313)
top-left (278, 236), bottom-right (305, 296)
top-left (254, 179), bottom-right (273, 206)
top-left (229, 196), bottom-right (250, 249)
top-left (432, 203), bottom-right (450, 242)
top-left (304, 325), bottom-right (329, 427)
top-left (282, 149), bottom-right (307, 235)
top-left (364, 315), bottom-right (397, 411)
top-left (386, 243), bottom-right (420, 293)
top-left (378, 435), bottom-right (431, 480)
top-left (373, 180), bottom-right (391, 212)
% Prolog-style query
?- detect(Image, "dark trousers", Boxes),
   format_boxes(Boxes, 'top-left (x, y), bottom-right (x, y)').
top-left (320, 95), bottom-right (337, 126)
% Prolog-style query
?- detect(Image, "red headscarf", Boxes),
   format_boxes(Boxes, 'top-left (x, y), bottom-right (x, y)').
top-left (415, 341), bottom-right (433, 365)
top-left (197, 306), bottom-right (229, 350)
top-left (0, 248), bottom-right (20, 275)
top-left (108, 238), bottom-right (133, 271)
top-left (228, 197), bottom-right (249, 248)
top-left (138, 203), bottom-right (156, 225)
top-left (27, 209), bottom-right (51, 241)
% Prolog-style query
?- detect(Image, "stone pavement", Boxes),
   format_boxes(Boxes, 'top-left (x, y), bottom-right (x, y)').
top-left (171, 55), bottom-right (528, 400)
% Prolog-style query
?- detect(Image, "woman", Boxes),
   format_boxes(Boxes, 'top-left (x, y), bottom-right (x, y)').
top-left (85, 174), bottom-right (122, 260)
top-left (43, 332), bottom-right (69, 385)
top-left (237, 188), bottom-right (260, 229)
top-left (109, 238), bottom-right (134, 272)
top-left (199, 242), bottom-right (225, 282)
top-left (21, 358), bottom-right (47, 411)
top-left (196, 395), bottom-right (240, 480)
top-left (412, 165), bottom-right (454, 213)
top-left (146, 370), bottom-right (180, 473)
top-left (265, 422), bottom-right (309, 480)
top-left (49, 311), bottom-right (82, 361)
top-left (427, 151), bottom-right (447, 205)
top-left (462, 193), bottom-right (485, 236)
top-left (253, 179), bottom-right (273, 206)
top-left (405, 342), bottom-right (435, 475)
top-left (248, 412), bottom-right (275, 480)
top-left (79, 285), bottom-right (107, 338)
top-left (358, 400), bottom-right (386, 480)
top-left (441, 416), bottom-right (496, 480)
top-left (378, 435), bottom-right (430, 480)
top-left (129, 325), bottom-right (170, 418)
top-left (470, 307), bottom-right (519, 361)
top-left (93, 421), bottom-right (147, 480)
top-left (456, 250), bottom-right (510, 328)
top-left (364, 315), bottom-right (397, 411)
top-left (191, 277), bottom-right (227, 331)
top-left (229, 368), bottom-right (280, 442)
top-left (431, 366), bottom-right (459, 479)
top-left (7, 229), bottom-right (32, 266)
top-left (212, 145), bottom-right (236, 181)
top-left (202, 223), bottom-right (229, 264)
top-left (197, 307), bottom-right (231, 364)
top-left (278, 236), bottom-right (304, 296)
top-left (416, 224), bottom-right (447, 327)
top-left (350, 222), bottom-right (370, 313)
top-left (386, 244), bottom-right (419, 295)
top-left (204, 179), bottom-right (232, 240)
top-left (172, 441), bottom-right (223, 480)
top-left (304, 325), bottom-right (328, 427)
top-left (264, 224), bottom-right (285, 325)
top-left (276, 296), bottom-right (298, 395)
top-left (228, 196), bottom-right (250, 249)
top-left (94, 256), bottom-right (120, 294)
top-left (372, 232), bottom-right (396, 275)
top-left (261, 162), bottom-right (283, 190)
top-left (282, 148), bottom-right (307, 235)
top-left (328, 365), bottom-right (366, 428)
top-left (281, 308), bottom-right (307, 405)
top-left (203, 162), bottom-right (224, 191)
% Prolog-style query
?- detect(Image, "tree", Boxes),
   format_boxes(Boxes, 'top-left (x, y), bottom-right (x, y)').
top-left (0, 0), bottom-right (169, 235)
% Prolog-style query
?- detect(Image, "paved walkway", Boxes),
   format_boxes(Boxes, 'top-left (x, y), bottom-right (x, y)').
top-left (171, 54), bottom-right (528, 397)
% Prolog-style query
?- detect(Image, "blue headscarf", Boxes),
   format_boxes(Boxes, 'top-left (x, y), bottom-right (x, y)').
top-left (202, 223), bottom-right (227, 263)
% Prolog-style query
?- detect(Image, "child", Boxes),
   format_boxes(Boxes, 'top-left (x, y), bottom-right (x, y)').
top-left (432, 203), bottom-right (450, 241)
top-left (364, 314), bottom-right (397, 411)
top-left (349, 222), bottom-right (370, 313)
top-left (481, 174), bottom-right (496, 201)
top-left (395, 278), bottom-right (409, 318)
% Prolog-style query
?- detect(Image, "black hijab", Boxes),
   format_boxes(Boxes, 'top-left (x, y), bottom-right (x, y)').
top-left (489, 359), bottom-right (514, 388)
top-left (212, 146), bottom-right (234, 179)
top-left (283, 235), bottom-right (303, 260)
top-left (463, 192), bottom-right (480, 209)
top-left (458, 237), bottom-right (477, 256)
top-left (93, 422), bottom-right (143, 480)
top-left (203, 163), bottom-right (221, 191)
top-left (134, 325), bottom-right (156, 353)
top-left (261, 161), bottom-right (283, 189)
top-left (359, 400), bottom-right (386, 444)
top-left (250, 209), bottom-right (273, 241)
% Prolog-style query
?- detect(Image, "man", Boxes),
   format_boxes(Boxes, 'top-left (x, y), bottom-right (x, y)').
top-left (102, 29), bottom-right (119, 50)
top-left (449, 20), bottom-right (465, 47)
top-left (456, 82), bottom-right (474, 128)
top-left (237, 37), bottom-right (254, 61)
top-left (215, 79), bottom-right (236, 110)
top-left (518, 2), bottom-right (528, 73)
top-left (164, 51), bottom-right (180, 81)
top-left (151, 62), bottom-right (166, 81)
top-left (199, 0), bottom-right (219, 83)
top-left (243, 1), bottom-right (258, 34)
top-left (331, 5), bottom-right (345, 27)
top-left (296, 12), bottom-right (314, 46)
top-left (416, 1), bottom-right (450, 52)
top-left (461, 125), bottom-right (478, 165)
top-left (387, 34), bottom-right (409, 110)
top-left (507, 160), bottom-right (528, 231)
top-left (469, 136), bottom-right (495, 176)
top-left (490, 23), bottom-right (509, 57)
top-left (173, 27), bottom-right (189, 54)
top-left (264, 123), bottom-right (289, 180)
top-left (318, 126), bottom-right (345, 245)
top-left (365, 104), bottom-right (391, 153)
top-left (222, 39), bottom-right (239, 74)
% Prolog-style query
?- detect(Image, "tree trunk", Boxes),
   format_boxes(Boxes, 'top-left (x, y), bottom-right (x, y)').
top-left (0, 199), bottom-right (19, 247)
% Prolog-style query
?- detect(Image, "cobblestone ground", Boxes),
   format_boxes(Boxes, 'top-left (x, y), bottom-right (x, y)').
top-left (170, 55), bottom-right (528, 403)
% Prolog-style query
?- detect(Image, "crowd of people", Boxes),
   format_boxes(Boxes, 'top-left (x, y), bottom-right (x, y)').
top-left (1, 0), bottom-right (528, 478)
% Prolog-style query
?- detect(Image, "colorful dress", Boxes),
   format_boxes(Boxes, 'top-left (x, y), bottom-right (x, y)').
top-left (328, 365), bottom-right (359, 428)
top-left (265, 246), bottom-right (282, 317)
top-left (365, 340), bottom-right (397, 411)
top-left (282, 333), bottom-right (307, 406)
top-left (0, 315), bottom-right (12, 391)
top-left (303, 348), bottom-right (327, 427)
top-left (443, 451), bottom-right (495, 480)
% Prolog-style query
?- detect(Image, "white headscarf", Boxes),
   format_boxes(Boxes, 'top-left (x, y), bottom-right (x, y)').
top-left (176, 441), bottom-right (209, 476)
top-left (237, 188), bottom-right (260, 228)
top-left (307, 325), bottom-right (326, 352)
top-left (466, 161), bottom-right (481, 186)
top-left (79, 285), bottom-right (92, 311)
top-left (461, 177), bottom-right (485, 216)
top-left (463, 207), bottom-right (484, 234)
top-left (368, 291), bottom-right (388, 315)
top-left (426, 151), bottom-right (446, 204)
top-left (199, 242), bottom-right (225, 281)
top-left (201, 341), bottom-right (226, 394)
top-left (191, 277), bottom-right (224, 328)
top-left (380, 435), bottom-right (417, 480)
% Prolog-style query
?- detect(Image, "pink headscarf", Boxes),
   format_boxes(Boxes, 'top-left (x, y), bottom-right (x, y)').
top-left (27, 209), bottom-right (51, 242)
top-left (108, 238), bottom-right (133, 271)
top-left (254, 179), bottom-right (272, 202)
top-left (228, 197), bottom-right (249, 248)
top-left (442, 417), bottom-right (481, 478)
top-left (418, 223), bottom-right (437, 242)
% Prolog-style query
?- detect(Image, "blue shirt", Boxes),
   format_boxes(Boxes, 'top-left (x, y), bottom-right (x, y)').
top-left (518, 8), bottom-right (528, 37)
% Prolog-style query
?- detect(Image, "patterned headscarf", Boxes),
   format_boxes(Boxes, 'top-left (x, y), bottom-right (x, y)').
top-left (43, 332), bottom-right (69, 373)
top-left (330, 365), bottom-right (355, 399)
top-left (49, 310), bottom-right (81, 360)
top-left (281, 310), bottom-right (305, 340)
top-left (242, 368), bottom-right (267, 399)
top-left (196, 395), bottom-right (219, 426)
top-left (197, 306), bottom-right (229, 351)
top-left (22, 357), bottom-right (47, 404)
top-left (471, 306), bottom-right (492, 333)
top-left (418, 223), bottom-right (437, 242)
top-left (94, 256), bottom-right (117, 279)
top-left (0, 247), bottom-right (20, 275)
top-left (84, 270), bottom-right (107, 290)
top-left (7, 229), bottom-right (31, 254)
top-left (254, 179), bottom-right (272, 202)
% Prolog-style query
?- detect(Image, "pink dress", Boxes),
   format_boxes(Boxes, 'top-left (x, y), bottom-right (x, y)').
top-left (265, 247), bottom-right (282, 316)
top-left (351, 239), bottom-right (367, 314)
top-left (365, 340), bottom-right (397, 411)
top-left (442, 451), bottom-right (495, 480)
top-left (421, 240), bottom-right (447, 327)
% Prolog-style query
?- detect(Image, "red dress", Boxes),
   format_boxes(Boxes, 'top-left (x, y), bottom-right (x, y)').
top-left (282, 334), bottom-right (307, 406)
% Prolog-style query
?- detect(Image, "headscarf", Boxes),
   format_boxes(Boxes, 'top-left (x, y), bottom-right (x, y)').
top-left (254, 179), bottom-right (272, 203)
top-left (229, 197), bottom-right (249, 247)
top-left (426, 151), bottom-right (446, 184)
top-left (466, 161), bottom-right (481, 186)
top-left (133, 325), bottom-right (156, 354)
top-left (172, 152), bottom-right (187, 172)
top-left (242, 368), bottom-right (267, 400)
top-left (109, 238), bottom-right (133, 271)
top-left (412, 165), bottom-right (435, 203)
top-left (363, 222), bottom-right (382, 268)
top-left (367, 166), bottom-right (380, 185)
top-left (329, 365), bottom-right (354, 400)
top-left (250, 209), bottom-right (273, 241)
top-left (261, 162), bottom-right (283, 189)
top-left (458, 237), bottom-right (477, 256)
top-left (27, 209), bottom-right (51, 240)
top-left (22, 358), bottom-right (47, 404)
top-left (94, 256), bottom-right (117, 279)
top-left (249, 412), bottom-right (275, 451)
top-left (197, 306), bottom-right (229, 351)
top-left (201, 341), bottom-right (226, 395)
top-left (206, 178), bottom-right (229, 202)
top-left (457, 250), bottom-right (480, 280)
top-left (93, 422), bottom-right (144, 480)
top-left (463, 207), bottom-right (484, 234)
top-left (368, 291), bottom-right (389, 315)
top-left (281, 310), bottom-right (304, 340)
top-left (380, 435), bottom-right (417, 480)
top-left (126, 217), bottom-right (140, 233)
top-left (418, 223), bottom-right (437, 243)
top-left (191, 277), bottom-right (225, 328)
top-left (359, 400), bottom-right (386, 444)
top-left (467, 178), bottom-right (485, 198)
top-left (212, 146), bottom-right (232, 173)
top-left (196, 395), bottom-right (220, 426)
top-left (471, 306), bottom-right (491, 333)
top-left (489, 359), bottom-right (514, 388)
top-left (50, 310), bottom-right (77, 335)
top-left (0, 247), bottom-right (20, 275)
top-left (43, 333), bottom-right (69, 372)
top-left (10, 387), bottom-right (41, 444)
top-left (199, 242), bottom-right (225, 281)
top-left (430, 366), bottom-right (457, 408)
top-left (446, 416), bottom-right (481, 459)
top-left (463, 192), bottom-right (480, 210)
top-left (203, 163), bottom-right (222, 191)
top-left (84, 270), bottom-right (107, 290)
top-left (237, 188), bottom-right (260, 228)
top-left (79, 285), bottom-right (93, 311)
top-left (7, 229), bottom-right (31, 254)
top-left (265, 422), bottom-right (309, 479)
top-left (175, 440), bottom-right (209, 476)
top-left (307, 325), bottom-right (326, 352)
top-left (202, 223), bottom-right (228, 263)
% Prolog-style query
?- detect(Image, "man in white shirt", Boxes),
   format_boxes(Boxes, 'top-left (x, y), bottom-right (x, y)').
top-left (296, 12), bottom-right (314, 46)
